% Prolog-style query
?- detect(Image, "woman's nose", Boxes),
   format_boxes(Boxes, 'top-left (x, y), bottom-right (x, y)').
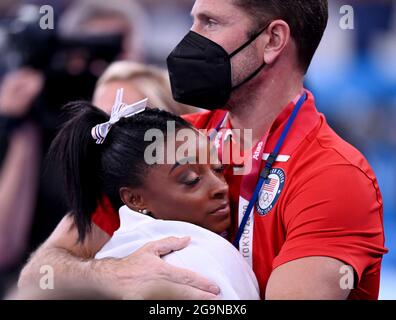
top-left (209, 174), bottom-right (229, 199)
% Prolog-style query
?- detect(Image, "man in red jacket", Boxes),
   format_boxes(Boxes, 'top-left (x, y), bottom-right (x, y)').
top-left (18, 0), bottom-right (387, 299)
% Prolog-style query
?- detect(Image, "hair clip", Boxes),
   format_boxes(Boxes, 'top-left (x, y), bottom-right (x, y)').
top-left (91, 88), bottom-right (147, 144)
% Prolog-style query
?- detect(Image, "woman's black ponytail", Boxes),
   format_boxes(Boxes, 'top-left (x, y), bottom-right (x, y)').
top-left (49, 102), bottom-right (109, 242)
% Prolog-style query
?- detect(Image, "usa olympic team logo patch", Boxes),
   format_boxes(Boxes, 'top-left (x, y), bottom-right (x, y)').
top-left (256, 168), bottom-right (286, 216)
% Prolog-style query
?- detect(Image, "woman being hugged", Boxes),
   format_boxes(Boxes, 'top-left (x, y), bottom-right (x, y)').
top-left (48, 90), bottom-right (259, 299)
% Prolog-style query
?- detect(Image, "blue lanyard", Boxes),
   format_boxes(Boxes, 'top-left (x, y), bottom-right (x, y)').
top-left (232, 92), bottom-right (308, 249)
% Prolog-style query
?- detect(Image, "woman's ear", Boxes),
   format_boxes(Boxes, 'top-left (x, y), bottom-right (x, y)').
top-left (119, 187), bottom-right (147, 212)
top-left (262, 20), bottom-right (291, 65)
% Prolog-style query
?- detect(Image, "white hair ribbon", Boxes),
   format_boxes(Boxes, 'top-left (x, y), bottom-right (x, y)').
top-left (91, 88), bottom-right (148, 144)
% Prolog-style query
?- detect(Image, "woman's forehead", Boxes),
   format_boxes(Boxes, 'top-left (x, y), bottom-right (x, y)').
top-left (144, 129), bottom-right (218, 167)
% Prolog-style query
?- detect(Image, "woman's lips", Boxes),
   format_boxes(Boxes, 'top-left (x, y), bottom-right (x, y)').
top-left (210, 203), bottom-right (230, 216)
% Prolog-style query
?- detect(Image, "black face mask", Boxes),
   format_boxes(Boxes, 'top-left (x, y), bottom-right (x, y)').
top-left (167, 26), bottom-right (268, 110)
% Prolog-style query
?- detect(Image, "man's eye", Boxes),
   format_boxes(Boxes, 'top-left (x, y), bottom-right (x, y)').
top-left (206, 18), bottom-right (218, 27)
top-left (184, 176), bottom-right (201, 186)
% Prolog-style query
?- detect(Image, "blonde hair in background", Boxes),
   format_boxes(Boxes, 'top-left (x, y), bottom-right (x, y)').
top-left (96, 61), bottom-right (200, 115)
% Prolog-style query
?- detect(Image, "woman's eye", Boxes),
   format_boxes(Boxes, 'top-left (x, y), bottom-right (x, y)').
top-left (184, 176), bottom-right (201, 186)
top-left (212, 165), bottom-right (225, 174)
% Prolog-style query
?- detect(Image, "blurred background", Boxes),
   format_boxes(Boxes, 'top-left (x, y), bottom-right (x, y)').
top-left (0, 0), bottom-right (394, 299)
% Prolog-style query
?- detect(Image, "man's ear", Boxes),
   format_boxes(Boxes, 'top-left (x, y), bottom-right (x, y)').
top-left (262, 20), bottom-right (291, 65)
top-left (119, 187), bottom-right (147, 212)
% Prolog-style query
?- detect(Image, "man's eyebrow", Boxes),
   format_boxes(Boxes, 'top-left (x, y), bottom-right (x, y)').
top-left (191, 10), bottom-right (223, 23)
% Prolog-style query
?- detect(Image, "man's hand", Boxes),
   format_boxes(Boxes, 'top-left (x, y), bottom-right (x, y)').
top-left (91, 236), bottom-right (220, 300)
top-left (0, 68), bottom-right (44, 117)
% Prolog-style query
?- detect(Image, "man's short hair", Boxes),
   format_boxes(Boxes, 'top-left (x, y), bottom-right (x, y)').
top-left (234, 0), bottom-right (328, 73)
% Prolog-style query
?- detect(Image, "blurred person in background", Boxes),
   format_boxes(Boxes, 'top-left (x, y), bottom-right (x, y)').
top-left (59, 0), bottom-right (147, 62)
top-left (93, 60), bottom-right (199, 115)
top-left (0, 0), bottom-right (20, 16)
top-left (0, 0), bottom-right (147, 296)
top-left (0, 4), bottom-right (203, 297)
top-left (0, 0), bottom-right (22, 76)
top-left (138, 0), bottom-right (194, 65)
top-left (0, 1), bottom-right (123, 258)
top-left (0, 68), bottom-right (43, 295)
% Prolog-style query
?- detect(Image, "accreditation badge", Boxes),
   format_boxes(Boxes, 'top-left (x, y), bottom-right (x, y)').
top-left (256, 168), bottom-right (285, 216)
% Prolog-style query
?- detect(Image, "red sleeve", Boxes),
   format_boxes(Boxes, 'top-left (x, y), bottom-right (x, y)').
top-left (91, 195), bottom-right (120, 236)
top-left (181, 110), bottom-right (214, 128)
top-left (273, 165), bottom-right (387, 282)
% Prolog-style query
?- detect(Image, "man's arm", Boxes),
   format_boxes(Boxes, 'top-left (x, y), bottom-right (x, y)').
top-left (18, 215), bottom-right (220, 299)
top-left (266, 256), bottom-right (351, 300)
top-left (266, 165), bottom-right (387, 300)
